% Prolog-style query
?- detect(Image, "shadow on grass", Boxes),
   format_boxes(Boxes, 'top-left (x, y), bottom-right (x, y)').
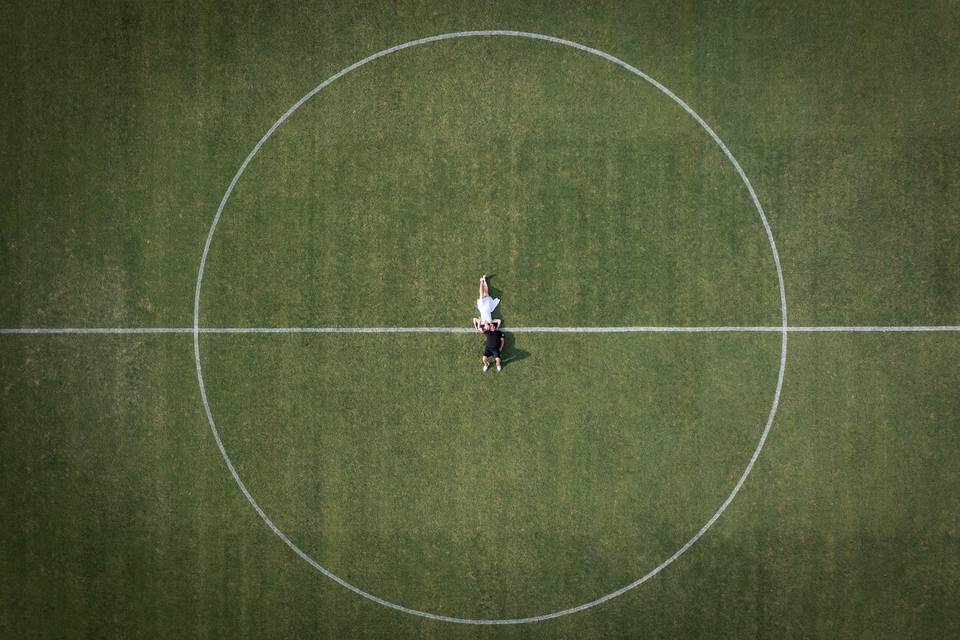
top-left (501, 331), bottom-right (530, 369)
top-left (485, 275), bottom-right (504, 317)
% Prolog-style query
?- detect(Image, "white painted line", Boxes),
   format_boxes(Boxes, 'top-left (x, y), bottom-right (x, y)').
top-left (2, 325), bottom-right (959, 335)
top-left (785, 325), bottom-right (960, 333)
top-left (201, 326), bottom-right (476, 334)
top-left (0, 327), bottom-right (195, 335)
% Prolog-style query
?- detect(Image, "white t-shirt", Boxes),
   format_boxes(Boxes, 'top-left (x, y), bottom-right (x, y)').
top-left (476, 295), bottom-right (500, 322)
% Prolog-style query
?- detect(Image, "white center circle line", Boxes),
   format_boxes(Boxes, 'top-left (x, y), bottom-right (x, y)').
top-left (192, 30), bottom-right (789, 625)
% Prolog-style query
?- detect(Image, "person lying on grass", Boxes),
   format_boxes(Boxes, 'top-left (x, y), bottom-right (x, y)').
top-left (473, 319), bottom-right (504, 372)
top-left (475, 274), bottom-right (499, 325)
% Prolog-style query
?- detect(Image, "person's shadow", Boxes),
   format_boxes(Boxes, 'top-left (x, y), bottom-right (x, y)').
top-left (500, 331), bottom-right (530, 369)
top-left (486, 275), bottom-right (503, 310)
top-left (485, 274), bottom-right (530, 369)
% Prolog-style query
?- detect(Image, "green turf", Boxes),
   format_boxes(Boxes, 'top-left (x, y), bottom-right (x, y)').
top-left (200, 332), bottom-right (779, 617)
top-left (2, 1), bottom-right (959, 638)
top-left (199, 35), bottom-right (778, 329)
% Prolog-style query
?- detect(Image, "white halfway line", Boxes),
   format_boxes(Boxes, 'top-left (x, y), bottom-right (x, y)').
top-left (1, 325), bottom-right (959, 335)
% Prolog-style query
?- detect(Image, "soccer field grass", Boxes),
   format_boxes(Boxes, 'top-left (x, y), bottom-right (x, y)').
top-left (2, 2), bottom-right (959, 638)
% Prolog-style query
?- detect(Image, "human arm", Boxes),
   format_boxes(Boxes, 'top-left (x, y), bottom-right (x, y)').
top-left (491, 318), bottom-right (502, 330)
top-left (473, 317), bottom-right (482, 332)
top-left (499, 334), bottom-right (505, 351)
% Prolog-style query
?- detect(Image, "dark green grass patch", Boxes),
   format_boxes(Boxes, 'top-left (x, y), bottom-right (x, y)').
top-left (200, 36), bottom-right (779, 330)
top-left (200, 332), bottom-right (779, 617)
top-left (2, 333), bottom-right (957, 638)
top-left (2, 1), bottom-right (960, 638)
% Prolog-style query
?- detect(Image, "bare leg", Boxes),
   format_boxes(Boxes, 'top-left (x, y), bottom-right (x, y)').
top-left (479, 275), bottom-right (489, 298)
top-left (495, 356), bottom-right (502, 371)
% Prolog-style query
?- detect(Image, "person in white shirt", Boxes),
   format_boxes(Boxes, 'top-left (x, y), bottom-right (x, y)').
top-left (474, 274), bottom-right (499, 324)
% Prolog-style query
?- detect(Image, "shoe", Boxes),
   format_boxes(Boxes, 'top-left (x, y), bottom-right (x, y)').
top-left (482, 363), bottom-right (489, 372)
top-left (496, 364), bottom-right (502, 372)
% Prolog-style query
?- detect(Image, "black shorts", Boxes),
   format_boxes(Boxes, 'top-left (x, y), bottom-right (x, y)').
top-left (483, 347), bottom-right (501, 359)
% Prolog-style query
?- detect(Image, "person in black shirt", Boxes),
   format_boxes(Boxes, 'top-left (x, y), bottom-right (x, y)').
top-left (473, 318), bottom-right (504, 372)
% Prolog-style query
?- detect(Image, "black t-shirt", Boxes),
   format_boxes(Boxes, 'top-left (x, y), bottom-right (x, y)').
top-left (484, 330), bottom-right (502, 350)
